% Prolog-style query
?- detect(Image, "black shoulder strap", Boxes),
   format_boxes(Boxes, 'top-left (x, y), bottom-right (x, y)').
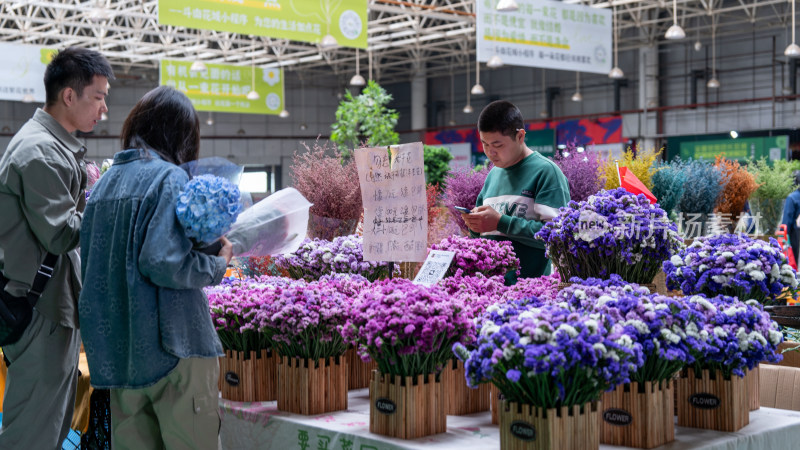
top-left (26, 252), bottom-right (59, 305)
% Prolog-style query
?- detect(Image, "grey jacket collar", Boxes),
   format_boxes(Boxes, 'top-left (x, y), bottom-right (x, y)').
top-left (32, 108), bottom-right (86, 157)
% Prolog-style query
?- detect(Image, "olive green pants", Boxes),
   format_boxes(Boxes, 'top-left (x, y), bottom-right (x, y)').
top-left (110, 357), bottom-right (220, 450)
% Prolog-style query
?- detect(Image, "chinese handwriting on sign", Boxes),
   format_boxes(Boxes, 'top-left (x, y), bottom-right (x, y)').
top-left (296, 429), bottom-right (378, 450)
top-left (355, 143), bottom-right (428, 263)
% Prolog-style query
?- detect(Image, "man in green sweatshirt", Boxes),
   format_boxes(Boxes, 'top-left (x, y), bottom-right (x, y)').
top-left (462, 100), bottom-right (570, 284)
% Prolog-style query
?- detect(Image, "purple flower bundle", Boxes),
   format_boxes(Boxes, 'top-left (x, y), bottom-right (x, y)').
top-left (205, 276), bottom-right (296, 353)
top-left (341, 279), bottom-right (475, 378)
top-left (257, 279), bottom-right (350, 360)
top-left (443, 164), bottom-right (492, 234)
top-left (663, 233), bottom-right (799, 305)
top-left (430, 235), bottom-right (520, 278)
top-left (536, 188), bottom-right (683, 284)
top-left (685, 295), bottom-right (783, 378)
top-left (552, 145), bottom-right (606, 202)
top-left (454, 304), bottom-right (642, 408)
top-left (564, 287), bottom-right (707, 384)
top-left (436, 273), bottom-right (507, 316)
top-left (554, 275), bottom-right (654, 310)
top-left (318, 273), bottom-right (371, 298)
top-left (501, 272), bottom-right (561, 304)
top-left (273, 234), bottom-right (396, 282)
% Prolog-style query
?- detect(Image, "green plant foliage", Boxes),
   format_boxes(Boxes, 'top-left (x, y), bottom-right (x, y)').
top-left (749, 158), bottom-right (796, 199)
top-left (423, 145), bottom-right (453, 188)
top-left (330, 80), bottom-right (399, 158)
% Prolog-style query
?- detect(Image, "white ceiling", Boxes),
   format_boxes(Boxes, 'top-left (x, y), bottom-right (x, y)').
top-left (0, 0), bottom-right (796, 85)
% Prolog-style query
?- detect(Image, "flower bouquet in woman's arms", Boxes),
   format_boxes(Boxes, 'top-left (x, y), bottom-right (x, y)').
top-left (536, 188), bottom-right (684, 284)
top-left (274, 234), bottom-right (396, 282)
top-left (430, 235), bottom-right (520, 278)
top-left (663, 233), bottom-right (799, 305)
top-left (176, 174), bottom-right (243, 254)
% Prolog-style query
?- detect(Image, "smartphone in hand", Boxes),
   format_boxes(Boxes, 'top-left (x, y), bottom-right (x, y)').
top-left (454, 206), bottom-right (472, 214)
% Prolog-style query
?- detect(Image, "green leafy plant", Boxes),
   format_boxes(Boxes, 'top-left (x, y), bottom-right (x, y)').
top-left (423, 145), bottom-right (452, 188)
top-left (749, 158), bottom-right (796, 200)
top-left (330, 80), bottom-right (399, 158)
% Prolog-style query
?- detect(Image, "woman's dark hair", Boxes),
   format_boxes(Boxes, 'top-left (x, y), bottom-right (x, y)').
top-left (478, 100), bottom-right (524, 139)
top-left (121, 86), bottom-right (200, 165)
top-left (44, 47), bottom-right (114, 106)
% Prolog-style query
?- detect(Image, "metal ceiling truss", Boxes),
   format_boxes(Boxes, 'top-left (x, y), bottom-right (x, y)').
top-left (0, 0), bottom-right (796, 85)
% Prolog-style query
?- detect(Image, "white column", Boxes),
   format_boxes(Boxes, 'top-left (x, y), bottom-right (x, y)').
top-left (638, 46), bottom-right (659, 150)
top-left (411, 67), bottom-right (427, 130)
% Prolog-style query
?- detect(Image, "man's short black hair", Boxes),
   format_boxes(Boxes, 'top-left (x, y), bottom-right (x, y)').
top-left (478, 100), bottom-right (524, 139)
top-left (44, 47), bottom-right (114, 106)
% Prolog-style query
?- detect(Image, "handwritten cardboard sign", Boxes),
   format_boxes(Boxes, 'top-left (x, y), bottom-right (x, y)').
top-left (355, 143), bottom-right (427, 262)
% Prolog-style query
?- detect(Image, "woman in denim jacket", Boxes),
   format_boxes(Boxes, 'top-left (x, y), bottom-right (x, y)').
top-left (79, 86), bottom-right (232, 450)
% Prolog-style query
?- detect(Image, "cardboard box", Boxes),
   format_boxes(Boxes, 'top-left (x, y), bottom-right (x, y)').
top-left (759, 364), bottom-right (800, 411)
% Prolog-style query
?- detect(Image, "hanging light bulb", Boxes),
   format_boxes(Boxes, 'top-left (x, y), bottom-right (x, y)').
top-left (609, 3), bottom-right (624, 79)
top-left (279, 109), bottom-right (290, 118)
top-left (349, 49), bottom-right (366, 86)
top-left (785, 0), bottom-right (799, 57)
top-left (571, 72), bottom-right (583, 102)
top-left (21, 94), bottom-right (35, 103)
top-left (496, 0), bottom-right (519, 12)
top-left (486, 55), bottom-right (504, 69)
top-left (320, 34), bottom-right (338, 49)
top-left (100, 112), bottom-right (108, 121)
top-left (464, 55), bottom-right (474, 113)
top-left (463, 104), bottom-right (474, 114)
top-left (707, 17), bottom-right (720, 88)
top-left (300, 123), bottom-right (308, 130)
top-left (206, 113), bottom-right (214, 126)
top-left (246, 58), bottom-right (259, 100)
top-left (190, 61), bottom-right (207, 73)
top-left (88, 0), bottom-right (111, 22)
top-left (664, 0), bottom-right (685, 40)
top-left (694, 40), bottom-right (703, 51)
top-left (471, 59), bottom-right (485, 95)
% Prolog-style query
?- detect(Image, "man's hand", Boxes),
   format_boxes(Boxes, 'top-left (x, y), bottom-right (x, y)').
top-left (462, 205), bottom-right (501, 234)
top-left (218, 236), bottom-right (234, 265)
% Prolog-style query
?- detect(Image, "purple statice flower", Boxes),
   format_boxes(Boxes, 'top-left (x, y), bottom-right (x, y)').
top-left (684, 295), bottom-right (784, 378)
top-left (430, 235), bottom-right (520, 278)
top-left (205, 276), bottom-right (296, 353)
top-left (443, 164), bottom-right (492, 234)
top-left (454, 304), bottom-right (642, 409)
top-left (273, 234), bottom-right (397, 282)
top-left (501, 272), bottom-right (561, 303)
top-left (552, 144), bottom-right (606, 202)
top-left (175, 174), bottom-right (243, 245)
top-left (663, 233), bottom-right (799, 305)
top-left (536, 188), bottom-right (683, 284)
top-left (257, 279), bottom-right (350, 360)
top-left (553, 275), bottom-right (654, 310)
top-left (341, 279), bottom-right (475, 378)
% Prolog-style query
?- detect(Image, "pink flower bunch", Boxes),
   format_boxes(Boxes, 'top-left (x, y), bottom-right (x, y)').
top-left (501, 272), bottom-right (561, 303)
top-left (431, 235), bottom-right (520, 278)
top-left (257, 279), bottom-right (350, 360)
top-left (342, 279), bottom-right (475, 377)
top-left (437, 273), bottom-right (507, 317)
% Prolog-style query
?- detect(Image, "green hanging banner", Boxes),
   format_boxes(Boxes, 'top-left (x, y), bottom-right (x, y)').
top-left (679, 136), bottom-right (788, 162)
top-left (158, 0), bottom-right (367, 49)
top-left (159, 59), bottom-right (284, 115)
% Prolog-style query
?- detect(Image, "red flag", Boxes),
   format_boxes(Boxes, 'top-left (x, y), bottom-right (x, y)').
top-left (618, 166), bottom-right (657, 204)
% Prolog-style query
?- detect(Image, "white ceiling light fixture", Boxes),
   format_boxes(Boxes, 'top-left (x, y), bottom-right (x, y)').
top-left (448, 72), bottom-right (457, 125)
top-left (707, 15), bottom-right (720, 88)
top-left (487, 55), bottom-right (504, 69)
top-left (21, 94), bottom-right (35, 103)
top-left (279, 109), bottom-right (290, 118)
top-left (786, 0), bottom-right (800, 57)
top-left (496, 0), bottom-right (519, 12)
top-left (571, 71), bottom-right (583, 102)
top-left (609, 2), bottom-right (624, 79)
top-left (246, 55), bottom-right (259, 100)
top-left (665, 0), bottom-right (686, 40)
top-left (206, 113), bottom-right (214, 126)
top-left (463, 56), bottom-right (474, 113)
top-left (320, 34), bottom-right (338, 49)
top-left (190, 60), bottom-right (207, 73)
top-left (100, 112), bottom-right (108, 121)
top-left (278, 67), bottom-right (289, 118)
top-left (87, 0), bottom-right (111, 23)
top-left (471, 58), bottom-right (485, 95)
top-left (349, 48), bottom-right (366, 86)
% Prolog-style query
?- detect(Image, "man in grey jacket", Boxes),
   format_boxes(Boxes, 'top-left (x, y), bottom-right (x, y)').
top-left (0, 47), bottom-right (113, 449)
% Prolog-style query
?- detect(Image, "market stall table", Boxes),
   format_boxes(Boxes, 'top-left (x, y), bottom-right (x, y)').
top-left (219, 388), bottom-right (800, 450)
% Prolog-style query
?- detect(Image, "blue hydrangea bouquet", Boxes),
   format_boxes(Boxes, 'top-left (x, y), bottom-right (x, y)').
top-left (176, 174), bottom-right (243, 252)
top-left (536, 188), bottom-right (684, 284)
top-left (663, 233), bottom-right (799, 305)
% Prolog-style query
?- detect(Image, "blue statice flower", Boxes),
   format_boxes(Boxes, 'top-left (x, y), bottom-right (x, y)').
top-left (175, 174), bottom-right (242, 245)
top-left (455, 304), bottom-right (642, 409)
top-left (535, 188), bottom-right (684, 284)
top-left (685, 294), bottom-right (783, 378)
top-left (663, 233), bottom-right (799, 305)
top-left (678, 159), bottom-right (725, 216)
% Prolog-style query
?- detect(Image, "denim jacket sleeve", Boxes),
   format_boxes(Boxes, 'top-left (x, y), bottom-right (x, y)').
top-left (138, 168), bottom-right (226, 289)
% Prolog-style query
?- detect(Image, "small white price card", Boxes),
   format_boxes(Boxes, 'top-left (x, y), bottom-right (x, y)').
top-left (412, 250), bottom-right (456, 286)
